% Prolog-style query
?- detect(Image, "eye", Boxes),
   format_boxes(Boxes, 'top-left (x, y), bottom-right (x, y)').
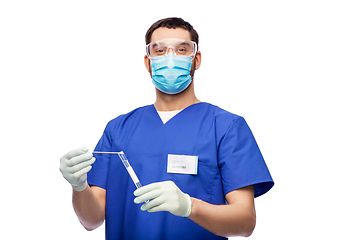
top-left (154, 47), bottom-right (167, 55)
top-left (176, 47), bottom-right (189, 55)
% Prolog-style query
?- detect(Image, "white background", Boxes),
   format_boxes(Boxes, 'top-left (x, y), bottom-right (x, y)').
top-left (1, 1), bottom-right (359, 239)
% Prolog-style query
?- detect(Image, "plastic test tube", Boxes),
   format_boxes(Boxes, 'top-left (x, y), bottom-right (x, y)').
top-left (118, 151), bottom-right (143, 189)
top-left (93, 151), bottom-right (149, 203)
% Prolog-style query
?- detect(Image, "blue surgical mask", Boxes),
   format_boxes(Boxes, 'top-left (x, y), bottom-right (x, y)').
top-left (150, 53), bottom-right (193, 94)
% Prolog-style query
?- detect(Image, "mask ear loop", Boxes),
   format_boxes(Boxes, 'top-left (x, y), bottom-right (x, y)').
top-left (191, 53), bottom-right (196, 77)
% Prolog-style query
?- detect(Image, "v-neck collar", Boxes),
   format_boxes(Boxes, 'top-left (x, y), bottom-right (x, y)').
top-left (157, 109), bottom-right (182, 124)
top-left (122, 102), bottom-right (209, 154)
top-left (150, 102), bottom-right (204, 125)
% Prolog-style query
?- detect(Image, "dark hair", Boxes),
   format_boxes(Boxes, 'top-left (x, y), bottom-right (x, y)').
top-left (145, 17), bottom-right (199, 48)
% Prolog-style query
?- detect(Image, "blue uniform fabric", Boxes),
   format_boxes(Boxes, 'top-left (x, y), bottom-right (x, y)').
top-left (87, 102), bottom-right (274, 240)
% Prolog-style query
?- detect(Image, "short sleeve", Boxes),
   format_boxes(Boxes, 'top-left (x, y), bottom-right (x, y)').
top-left (217, 117), bottom-right (274, 198)
top-left (87, 123), bottom-right (112, 189)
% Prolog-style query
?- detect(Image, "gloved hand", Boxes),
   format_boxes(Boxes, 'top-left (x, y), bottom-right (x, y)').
top-left (59, 147), bottom-right (96, 192)
top-left (133, 180), bottom-right (192, 217)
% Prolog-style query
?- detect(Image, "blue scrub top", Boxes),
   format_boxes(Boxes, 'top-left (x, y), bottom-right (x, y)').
top-left (88, 102), bottom-right (274, 240)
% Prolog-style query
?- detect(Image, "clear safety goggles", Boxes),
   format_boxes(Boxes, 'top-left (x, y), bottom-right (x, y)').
top-left (146, 38), bottom-right (197, 59)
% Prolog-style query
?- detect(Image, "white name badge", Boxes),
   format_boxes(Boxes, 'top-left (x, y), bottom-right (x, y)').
top-left (167, 154), bottom-right (198, 175)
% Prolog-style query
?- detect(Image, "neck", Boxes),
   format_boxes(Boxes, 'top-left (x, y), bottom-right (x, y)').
top-left (154, 82), bottom-right (200, 111)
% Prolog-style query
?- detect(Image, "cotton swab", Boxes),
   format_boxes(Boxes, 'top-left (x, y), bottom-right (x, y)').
top-left (92, 151), bottom-right (119, 154)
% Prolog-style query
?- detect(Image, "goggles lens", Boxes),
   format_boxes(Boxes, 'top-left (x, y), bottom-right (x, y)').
top-left (146, 38), bottom-right (197, 59)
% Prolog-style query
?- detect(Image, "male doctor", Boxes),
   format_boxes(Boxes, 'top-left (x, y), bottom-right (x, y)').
top-left (60, 17), bottom-right (274, 239)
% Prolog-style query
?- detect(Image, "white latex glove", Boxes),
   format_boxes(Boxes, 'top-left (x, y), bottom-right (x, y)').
top-left (133, 180), bottom-right (191, 217)
top-left (59, 147), bottom-right (95, 191)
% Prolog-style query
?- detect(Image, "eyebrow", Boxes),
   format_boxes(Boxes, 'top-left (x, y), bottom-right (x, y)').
top-left (179, 42), bottom-right (191, 46)
top-left (150, 40), bottom-right (191, 49)
top-left (151, 43), bottom-right (159, 48)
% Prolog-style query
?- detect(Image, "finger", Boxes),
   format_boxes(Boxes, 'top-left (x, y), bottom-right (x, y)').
top-left (73, 165), bottom-right (92, 179)
top-left (66, 152), bottom-right (93, 167)
top-left (141, 197), bottom-right (168, 212)
top-left (134, 182), bottom-right (162, 196)
top-left (140, 196), bottom-right (166, 211)
top-left (60, 147), bottom-right (89, 162)
top-left (134, 189), bottom-right (162, 204)
top-left (69, 157), bottom-right (96, 174)
top-left (146, 202), bottom-right (169, 213)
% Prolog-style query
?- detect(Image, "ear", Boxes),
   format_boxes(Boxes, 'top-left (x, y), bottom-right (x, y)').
top-left (144, 55), bottom-right (151, 73)
top-left (194, 51), bottom-right (201, 70)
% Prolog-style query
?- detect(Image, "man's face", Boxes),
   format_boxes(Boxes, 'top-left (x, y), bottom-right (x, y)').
top-left (144, 27), bottom-right (201, 76)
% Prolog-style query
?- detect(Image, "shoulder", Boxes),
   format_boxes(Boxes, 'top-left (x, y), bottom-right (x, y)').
top-left (203, 102), bottom-right (245, 130)
top-left (199, 102), bottom-right (242, 120)
top-left (198, 103), bottom-right (252, 146)
top-left (105, 105), bottom-right (152, 130)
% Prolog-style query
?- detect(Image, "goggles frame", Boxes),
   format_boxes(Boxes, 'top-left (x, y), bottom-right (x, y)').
top-left (146, 38), bottom-right (197, 59)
